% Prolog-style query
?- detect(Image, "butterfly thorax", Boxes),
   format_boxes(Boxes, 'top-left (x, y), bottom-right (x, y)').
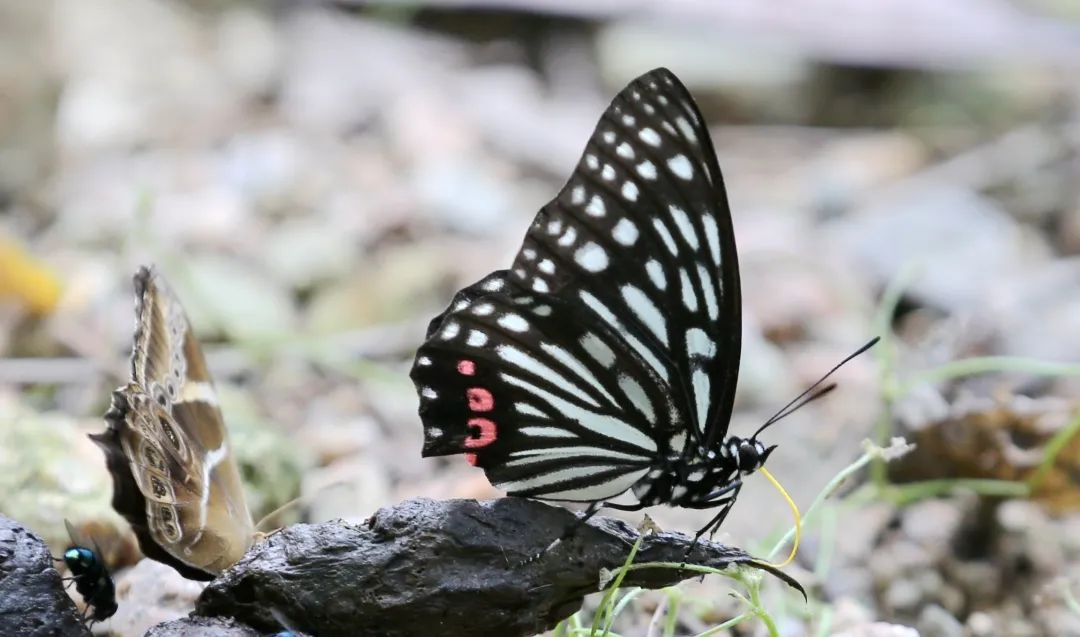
top-left (631, 436), bottom-right (773, 506)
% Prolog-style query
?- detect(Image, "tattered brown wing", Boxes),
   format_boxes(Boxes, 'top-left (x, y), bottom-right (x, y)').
top-left (91, 266), bottom-right (254, 581)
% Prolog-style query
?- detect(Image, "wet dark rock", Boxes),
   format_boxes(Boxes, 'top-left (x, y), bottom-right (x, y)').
top-left (0, 514), bottom-right (90, 637)
top-left (194, 497), bottom-right (802, 637)
top-left (145, 616), bottom-right (261, 637)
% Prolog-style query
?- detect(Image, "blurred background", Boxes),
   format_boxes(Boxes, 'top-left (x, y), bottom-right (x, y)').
top-left (1, 1), bottom-right (1078, 635)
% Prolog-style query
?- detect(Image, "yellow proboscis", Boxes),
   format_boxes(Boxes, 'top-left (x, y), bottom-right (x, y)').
top-left (759, 467), bottom-right (802, 568)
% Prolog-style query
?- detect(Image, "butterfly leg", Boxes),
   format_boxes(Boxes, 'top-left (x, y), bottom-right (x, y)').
top-left (681, 480), bottom-right (743, 561)
top-left (514, 501), bottom-right (604, 567)
top-left (515, 500), bottom-right (650, 567)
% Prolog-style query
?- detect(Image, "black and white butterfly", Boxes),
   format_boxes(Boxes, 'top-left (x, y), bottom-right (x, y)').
top-left (411, 68), bottom-right (862, 542)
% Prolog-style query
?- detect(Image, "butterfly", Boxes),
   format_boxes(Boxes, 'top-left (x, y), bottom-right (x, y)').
top-left (411, 68), bottom-right (870, 543)
top-left (58, 519), bottom-right (117, 624)
top-left (91, 266), bottom-right (254, 581)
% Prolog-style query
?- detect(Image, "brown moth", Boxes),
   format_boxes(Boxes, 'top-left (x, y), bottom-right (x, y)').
top-left (91, 266), bottom-right (254, 580)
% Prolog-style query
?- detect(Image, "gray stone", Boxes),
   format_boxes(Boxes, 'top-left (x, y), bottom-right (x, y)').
top-left (0, 514), bottom-right (90, 637)
top-left (916, 604), bottom-right (963, 637)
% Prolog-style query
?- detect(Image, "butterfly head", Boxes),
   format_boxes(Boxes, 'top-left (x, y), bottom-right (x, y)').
top-left (723, 436), bottom-right (776, 476)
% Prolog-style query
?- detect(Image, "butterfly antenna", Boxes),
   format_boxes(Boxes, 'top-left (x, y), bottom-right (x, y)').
top-left (751, 337), bottom-right (880, 439)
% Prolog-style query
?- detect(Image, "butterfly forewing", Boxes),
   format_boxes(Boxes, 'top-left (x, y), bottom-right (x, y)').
top-left (411, 68), bottom-right (742, 502)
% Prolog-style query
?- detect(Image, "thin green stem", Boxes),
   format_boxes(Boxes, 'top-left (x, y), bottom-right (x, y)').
top-left (904, 357), bottom-right (1080, 391)
top-left (692, 612), bottom-right (753, 637)
top-left (591, 536), bottom-right (643, 637)
top-left (767, 450), bottom-right (875, 560)
top-left (813, 505), bottom-right (838, 580)
top-left (662, 588), bottom-right (681, 637)
top-left (886, 478), bottom-right (1030, 505)
top-left (813, 606), bottom-right (834, 637)
top-left (1062, 581), bottom-right (1080, 616)
top-left (870, 264), bottom-right (919, 485)
top-left (1028, 409), bottom-right (1080, 490)
top-left (749, 581), bottom-right (779, 637)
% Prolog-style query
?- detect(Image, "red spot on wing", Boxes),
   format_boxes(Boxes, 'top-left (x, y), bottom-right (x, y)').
top-left (465, 452), bottom-right (479, 466)
top-left (457, 359), bottom-right (476, 376)
top-left (463, 417), bottom-right (497, 448)
top-left (466, 387), bottom-right (494, 412)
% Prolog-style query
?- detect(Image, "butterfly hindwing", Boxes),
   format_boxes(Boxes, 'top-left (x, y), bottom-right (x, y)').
top-left (92, 266), bottom-right (253, 580)
top-left (411, 68), bottom-right (743, 503)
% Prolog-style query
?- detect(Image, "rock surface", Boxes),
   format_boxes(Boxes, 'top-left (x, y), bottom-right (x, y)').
top-left (185, 497), bottom-right (800, 637)
top-left (0, 514), bottom-right (90, 637)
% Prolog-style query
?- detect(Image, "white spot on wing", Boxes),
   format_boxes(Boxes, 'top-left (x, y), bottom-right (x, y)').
top-left (653, 218), bottom-right (678, 256)
top-left (612, 218), bottom-right (639, 246)
top-left (636, 161), bottom-right (657, 180)
top-left (558, 226), bottom-right (577, 247)
top-left (498, 314), bottom-right (530, 333)
top-left (703, 213), bottom-right (722, 267)
top-left (621, 181), bottom-right (639, 202)
top-left (676, 116), bottom-right (697, 142)
top-left (580, 333), bottom-right (616, 368)
top-left (691, 369), bottom-right (711, 433)
top-left (580, 291), bottom-right (669, 384)
top-left (520, 426), bottom-right (576, 438)
top-left (668, 154), bottom-right (694, 180)
top-left (680, 269), bottom-right (698, 312)
top-left (601, 165), bottom-right (616, 181)
top-left (686, 327), bottom-right (716, 359)
top-left (698, 262), bottom-right (719, 320)
top-left (621, 284), bottom-right (668, 346)
top-left (585, 195), bottom-right (606, 217)
top-left (467, 330), bottom-right (488, 347)
top-left (538, 259), bottom-right (555, 274)
top-left (516, 402), bottom-right (548, 418)
top-left (618, 374), bottom-right (655, 422)
top-left (639, 128), bottom-right (661, 147)
top-left (574, 242), bottom-right (609, 272)
top-left (440, 321), bottom-right (460, 340)
top-left (616, 142), bottom-right (634, 159)
top-left (669, 204), bottom-right (700, 250)
top-left (645, 259), bottom-right (666, 290)
top-left (571, 185), bottom-right (586, 205)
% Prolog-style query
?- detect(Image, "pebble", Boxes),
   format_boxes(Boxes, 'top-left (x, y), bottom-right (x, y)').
top-left (917, 604), bottom-right (963, 637)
